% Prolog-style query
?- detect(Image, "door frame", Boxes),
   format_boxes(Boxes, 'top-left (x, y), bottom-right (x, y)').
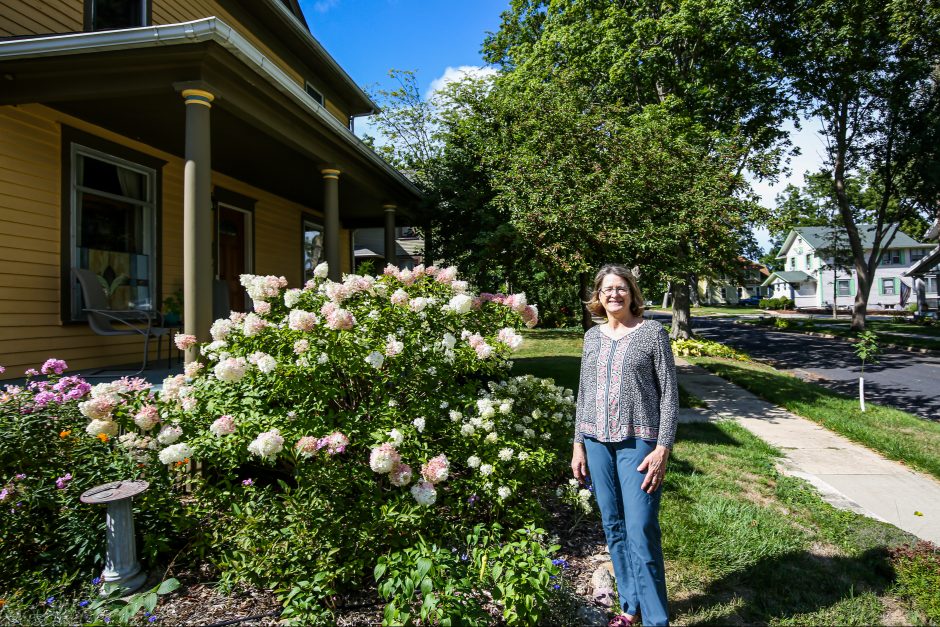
top-left (213, 187), bottom-right (256, 311)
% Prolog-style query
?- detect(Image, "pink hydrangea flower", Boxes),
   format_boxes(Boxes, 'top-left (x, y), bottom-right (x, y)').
top-left (295, 436), bottom-right (319, 457)
top-left (210, 415), bottom-right (236, 436)
top-left (385, 336), bottom-right (404, 357)
top-left (391, 288), bottom-right (409, 306)
top-left (253, 300), bottom-right (271, 315)
top-left (322, 431), bottom-right (349, 455)
top-left (410, 480), bottom-right (437, 506)
top-left (174, 334), bottom-right (198, 351)
top-left (369, 443), bottom-right (401, 474)
top-left (134, 405), bottom-right (161, 431)
top-left (243, 313), bottom-right (267, 336)
top-left (436, 266), bottom-right (458, 284)
top-left (288, 310), bottom-right (318, 332)
top-left (421, 454), bottom-right (450, 484)
top-left (389, 463), bottom-right (413, 486)
top-left (497, 328), bottom-right (524, 350)
top-left (522, 304), bottom-right (539, 328)
top-left (326, 308), bottom-right (356, 331)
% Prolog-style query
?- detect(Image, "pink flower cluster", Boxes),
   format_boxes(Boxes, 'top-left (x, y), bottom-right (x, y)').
top-left (24, 375), bottom-right (90, 408)
top-left (134, 405), bottom-right (161, 431)
top-left (288, 310), bottom-right (318, 332)
top-left (239, 274), bottom-right (288, 302)
top-left (421, 454), bottom-right (450, 484)
top-left (467, 333), bottom-right (494, 359)
top-left (55, 473), bottom-right (72, 490)
top-left (243, 313), bottom-right (267, 336)
top-left (41, 358), bottom-right (69, 376)
top-left (253, 300), bottom-right (271, 315)
top-left (497, 328), bottom-right (524, 350)
top-left (295, 431), bottom-right (349, 458)
top-left (210, 414), bottom-right (237, 436)
top-left (369, 443), bottom-right (400, 474)
top-left (480, 292), bottom-right (540, 328)
top-left (174, 334), bottom-right (197, 351)
top-left (321, 302), bottom-right (356, 330)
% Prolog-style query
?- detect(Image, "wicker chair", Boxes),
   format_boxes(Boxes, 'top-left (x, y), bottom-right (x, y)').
top-left (72, 267), bottom-right (173, 373)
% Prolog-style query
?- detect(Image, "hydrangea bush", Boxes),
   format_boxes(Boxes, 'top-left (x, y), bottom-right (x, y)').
top-left (2, 263), bottom-right (576, 623)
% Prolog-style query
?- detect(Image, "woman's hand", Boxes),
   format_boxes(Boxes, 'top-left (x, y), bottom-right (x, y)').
top-left (638, 445), bottom-right (670, 493)
top-left (571, 443), bottom-right (588, 484)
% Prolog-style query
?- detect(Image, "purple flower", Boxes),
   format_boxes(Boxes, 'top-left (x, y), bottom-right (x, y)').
top-left (148, 616), bottom-right (157, 623)
top-left (79, 600), bottom-right (89, 607)
top-left (0, 488), bottom-right (9, 501)
top-left (92, 577), bottom-right (102, 585)
top-left (15, 473), bottom-right (25, 480)
top-left (0, 365), bottom-right (5, 374)
top-left (552, 558), bottom-right (569, 569)
top-left (46, 596), bottom-right (55, 605)
top-left (55, 473), bottom-right (73, 490)
top-left (34, 391), bottom-right (59, 407)
top-left (41, 358), bottom-right (69, 376)
top-left (553, 584), bottom-right (561, 590)
top-left (242, 478), bottom-right (254, 487)
top-left (468, 494), bottom-right (479, 506)
top-left (25, 368), bottom-right (39, 377)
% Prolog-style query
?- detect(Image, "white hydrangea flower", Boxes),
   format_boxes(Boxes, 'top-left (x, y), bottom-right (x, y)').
top-left (498, 486), bottom-right (511, 500)
top-left (449, 294), bottom-right (473, 314)
top-left (314, 261), bottom-right (329, 278)
top-left (485, 432), bottom-right (498, 444)
top-left (498, 448), bottom-right (514, 461)
top-left (157, 424), bottom-right (183, 445)
top-left (318, 353), bottom-right (329, 364)
top-left (158, 442), bottom-right (193, 465)
top-left (479, 464), bottom-right (494, 476)
top-left (365, 351), bottom-right (385, 369)
top-left (441, 333), bottom-right (457, 350)
top-left (460, 424), bottom-right (475, 436)
top-left (517, 451), bottom-right (529, 461)
top-left (499, 402), bottom-right (513, 414)
top-left (523, 428), bottom-right (535, 439)
top-left (256, 354), bottom-right (277, 374)
top-left (247, 428), bottom-right (285, 461)
top-left (85, 419), bottom-right (119, 437)
top-left (449, 410), bottom-right (463, 422)
top-left (409, 297), bottom-right (428, 312)
top-left (410, 481), bottom-right (437, 506)
top-left (388, 428), bottom-right (404, 446)
top-left (467, 455), bottom-right (481, 468)
top-left (412, 417), bottom-right (426, 433)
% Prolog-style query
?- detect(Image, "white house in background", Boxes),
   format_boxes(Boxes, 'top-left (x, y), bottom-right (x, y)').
top-left (903, 218), bottom-right (940, 312)
top-left (761, 224), bottom-right (932, 310)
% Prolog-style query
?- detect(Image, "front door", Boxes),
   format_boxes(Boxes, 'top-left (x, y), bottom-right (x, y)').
top-left (217, 204), bottom-right (252, 312)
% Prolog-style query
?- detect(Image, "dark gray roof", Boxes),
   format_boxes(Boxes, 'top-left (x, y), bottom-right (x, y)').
top-left (785, 224), bottom-right (928, 256)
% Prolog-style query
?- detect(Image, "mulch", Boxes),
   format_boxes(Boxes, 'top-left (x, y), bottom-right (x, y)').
top-left (154, 496), bottom-right (608, 626)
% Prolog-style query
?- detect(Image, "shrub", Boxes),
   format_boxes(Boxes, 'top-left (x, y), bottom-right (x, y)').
top-left (671, 338), bottom-right (750, 361)
top-left (759, 296), bottom-right (795, 310)
top-left (0, 365), bottom-right (182, 592)
top-left (890, 541), bottom-right (940, 622)
top-left (2, 264), bottom-right (571, 621)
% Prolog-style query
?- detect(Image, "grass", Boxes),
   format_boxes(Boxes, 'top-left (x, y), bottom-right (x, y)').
top-left (688, 357), bottom-right (940, 481)
top-left (514, 329), bottom-right (926, 625)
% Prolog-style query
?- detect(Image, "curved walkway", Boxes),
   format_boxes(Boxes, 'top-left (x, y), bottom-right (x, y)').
top-left (676, 358), bottom-right (940, 544)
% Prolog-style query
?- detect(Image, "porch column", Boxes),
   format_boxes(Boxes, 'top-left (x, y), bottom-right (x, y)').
top-left (322, 168), bottom-right (341, 281)
top-left (182, 89), bottom-right (214, 363)
top-left (383, 203), bottom-right (397, 268)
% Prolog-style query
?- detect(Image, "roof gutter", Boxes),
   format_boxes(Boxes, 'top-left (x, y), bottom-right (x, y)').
top-left (0, 18), bottom-right (418, 198)
top-left (260, 0), bottom-right (379, 114)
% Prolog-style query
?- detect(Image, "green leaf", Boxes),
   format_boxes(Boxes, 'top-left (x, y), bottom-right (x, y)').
top-left (156, 578), bottom-right (180, 595)
top-left (374, 562), bottom-right (387, 581)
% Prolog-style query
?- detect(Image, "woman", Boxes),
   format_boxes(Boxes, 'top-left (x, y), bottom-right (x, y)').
top-left (571, 264), bottom-right (678, 627)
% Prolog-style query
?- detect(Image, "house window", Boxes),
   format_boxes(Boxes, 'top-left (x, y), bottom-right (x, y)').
top-left (302, 217), bottom-right (324, 282)
top-left (882, 278), bottom-right (896, 295)
top-left (719, 287), bottom-right (727, 299)
top-left (911, 248), bottom-right (927, 263)
top-left (305, 82), bottom-right (325, 106)
top-left (85, 0), bottom-right (151, 31)
top-left (789, 257), bottom-right (796, 270)
top-left (880, 249), bottom-right (902, 265)
top-left (927, 276), bottom-right (938, 294)
top-left (837, 279), bottom-right (851, 296)
top-left (805, 253), bottom-right (812, 269)
top-left (69, 145), bottom-right (157, 320)
top-left (737, 287), bottom-right (743, 298)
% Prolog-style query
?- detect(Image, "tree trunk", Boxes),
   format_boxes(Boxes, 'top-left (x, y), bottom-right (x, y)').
top-left (579, 272), bottom-right (594, 331)
top-left (689, 273), bottom-right (701, 306)
top-left (661, 282), bottom-right (672, 308)
top-left (851, 267), bottom-right (870, 331)
top-left (670, 278), bottom-right (693, 340)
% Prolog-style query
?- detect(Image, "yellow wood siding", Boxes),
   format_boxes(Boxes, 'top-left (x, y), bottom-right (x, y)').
top-left (152, 0), bottom-right (305, 87)
top-left (0, 104), bottom-right (322, 380)
top-left (0, 0), bottom-right (82, 36)
top-left (326, 100), bottom-right (350, 128)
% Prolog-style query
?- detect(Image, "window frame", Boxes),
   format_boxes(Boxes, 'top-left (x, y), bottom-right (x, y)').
top-left (927, 276), bottom-right (938, 294)
top-left (60, 126), bottom-right (164, 324)
top-left (304, 82), bottom-right (325, 106)
top-left (837, 279), bottom-right (851, 296)
top-left (882, 277), bottom-right (897, 295)
top-left (301, 213), bottom-right (326, 282)
top-left (84, 0), bottom-right (152, 31)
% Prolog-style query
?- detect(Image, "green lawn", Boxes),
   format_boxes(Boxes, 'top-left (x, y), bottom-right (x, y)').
top-left (740, 318), bottom-right (940, 351)
top-left (688, 357), bottom-right (940, 481)
top-left (514, 329), bottom-right (926, 625)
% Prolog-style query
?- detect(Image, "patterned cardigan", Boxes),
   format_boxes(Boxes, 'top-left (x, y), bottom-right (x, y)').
top-left (574, 321), bottom-right (678, 448)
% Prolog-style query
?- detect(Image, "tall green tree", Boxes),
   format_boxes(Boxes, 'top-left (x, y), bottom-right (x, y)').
top-left (481, 0), bottom-right (792, 337)
top-left (777, 0), bottom-right (940, 329)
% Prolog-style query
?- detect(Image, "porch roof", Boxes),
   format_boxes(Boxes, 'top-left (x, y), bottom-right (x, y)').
top-left (761, 270), bottom-right (813, 287)
top-left (904, 245), bottom-right (940, 277)
top-left (0, 18), bottom-right (421, 224)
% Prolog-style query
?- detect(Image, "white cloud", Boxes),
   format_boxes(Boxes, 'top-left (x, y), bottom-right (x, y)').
top-left (311, 0), bottom-right (338, 13)
top-left (426, 65), bottom-right (498, 100)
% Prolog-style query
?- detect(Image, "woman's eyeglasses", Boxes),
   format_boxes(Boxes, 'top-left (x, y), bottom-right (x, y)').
top-left (600, 287), bottom-right (629, 295)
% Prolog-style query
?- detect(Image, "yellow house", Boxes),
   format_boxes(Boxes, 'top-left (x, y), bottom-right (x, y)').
top-left (0, 0), bottom-right (421, 378)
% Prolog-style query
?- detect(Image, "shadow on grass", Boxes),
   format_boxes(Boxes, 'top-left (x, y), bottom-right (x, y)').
top-left (675, 422), bottom-right (742, 448)
top-left (512, 356), bottom-right (581, 391)
top-left (674, 546), bottom-right (894, 625)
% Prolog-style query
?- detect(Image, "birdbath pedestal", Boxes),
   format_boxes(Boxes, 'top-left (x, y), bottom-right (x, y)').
top-left (80, 480), bottom-right (149, 594)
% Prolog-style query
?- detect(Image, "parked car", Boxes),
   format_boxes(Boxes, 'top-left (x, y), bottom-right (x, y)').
top-left (738, 297), bottom-right (762, 307)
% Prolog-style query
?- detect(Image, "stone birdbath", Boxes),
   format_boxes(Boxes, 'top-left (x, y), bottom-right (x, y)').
top-left (80, 479), bottom-right (150, 594)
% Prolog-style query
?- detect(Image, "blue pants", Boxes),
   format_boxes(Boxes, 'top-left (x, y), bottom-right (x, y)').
top-left (584, 437), bottom-right (669, 626)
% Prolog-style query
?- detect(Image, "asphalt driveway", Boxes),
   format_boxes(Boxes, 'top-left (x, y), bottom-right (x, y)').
top-left (678, 316), bottom-right (940, 422)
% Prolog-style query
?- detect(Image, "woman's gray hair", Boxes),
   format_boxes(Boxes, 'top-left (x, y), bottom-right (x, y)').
top-left (584, 264), bottom-right (645, 318)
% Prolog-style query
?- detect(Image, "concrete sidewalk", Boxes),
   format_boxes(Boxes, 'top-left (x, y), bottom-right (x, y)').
top-left (675, 358), bottom-right (940, 544)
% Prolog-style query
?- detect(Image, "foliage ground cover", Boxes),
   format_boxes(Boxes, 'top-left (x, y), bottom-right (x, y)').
top-left (514, 330), bottom-right (929, 624)
top-left (1, 264), bottom-right (580, 625)
top-left (688, 357), bottom-right (940, 481)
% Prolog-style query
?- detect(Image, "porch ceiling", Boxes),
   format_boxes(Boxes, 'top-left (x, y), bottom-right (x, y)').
top-left (0, 35), bottom-right (419, 225)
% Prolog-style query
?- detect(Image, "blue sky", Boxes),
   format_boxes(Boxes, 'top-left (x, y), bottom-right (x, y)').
top-left (300, 0), bottom-right (826, 253)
